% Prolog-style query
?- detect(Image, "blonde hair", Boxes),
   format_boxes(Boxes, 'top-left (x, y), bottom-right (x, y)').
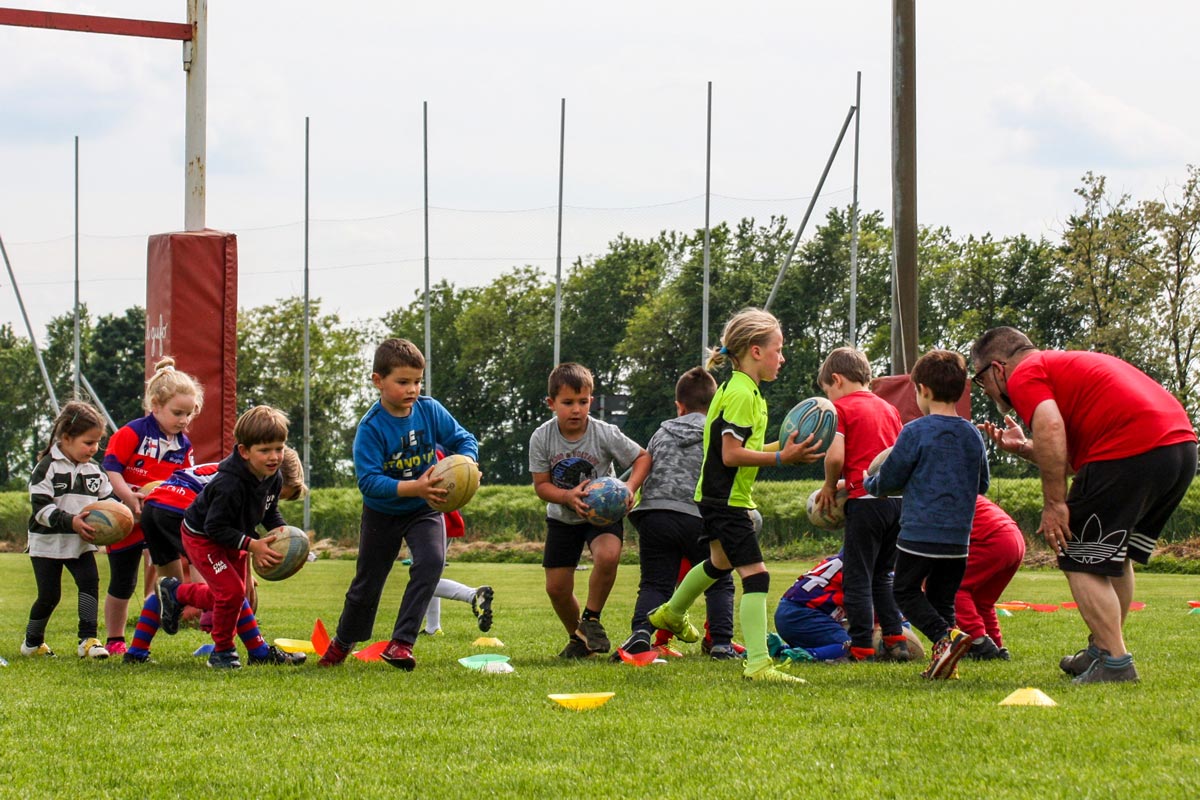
top-left (40, 401), bottom-right (107, 460)
top-left (279, 445), bottom-right (308, 499)
top-left (144, 357), bottom-right (204, 415)
top-left (705, 308), bottom-right (781, 370)
top-left (234, 405), bottom-right (289, 448)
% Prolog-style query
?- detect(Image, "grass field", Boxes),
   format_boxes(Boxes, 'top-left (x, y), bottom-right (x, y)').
top-left (0, 554), bottom-right (1198, 799)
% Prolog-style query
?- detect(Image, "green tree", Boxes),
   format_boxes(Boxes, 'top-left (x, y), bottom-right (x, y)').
top-left (0, 325), bottom-right (46, 487)
top-left (237, 297), bottom-right (368, 487)
top-left (42, 305), bottom-right (95, 407)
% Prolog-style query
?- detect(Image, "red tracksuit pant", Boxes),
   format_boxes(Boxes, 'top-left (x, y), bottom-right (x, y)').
top-left (954, 528), bottom-right (1025, 647)
top-left (179, 529), bottom-right (251, 652)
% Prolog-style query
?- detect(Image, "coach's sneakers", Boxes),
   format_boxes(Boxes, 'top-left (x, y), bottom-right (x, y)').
top-left (156, 576), bottom-right (183, 635)
top-left (1060, 636), bottom-right (1101, 676)
top-left (610, 629), bottom-right (653, 662)
top-left (575, 618), bottom-right (611, 654)
top-left (558, 635), bottom-right (591, 659)
top-left (472, 585), bottom-right (495, 632)
top-left (381, 639), bottom-right (416, 671)
top-left (317, 638), bottom-right (352, 667)
top-left (77, 637), bottom-right (109, 660)
top-left (20, 641), bottom-right (56, 657)
top-left (743, 661), bottom-right (807, 684)
top-left (207, 648), bottom-right (242, 670)
top-left (1073, 653), bottom-right (1139, 685)
top-left (922, 628), bottom-right (973, 680)
top-left (647, 603), bottom-right (700, 644)
top-left (248, 645), bottom-right (306, 666)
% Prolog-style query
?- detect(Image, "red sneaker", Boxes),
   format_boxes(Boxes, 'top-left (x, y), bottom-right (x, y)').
top-left (317, 638), bottom-right (352, 667)
top-left (381, 639), bottom-right (416, 671)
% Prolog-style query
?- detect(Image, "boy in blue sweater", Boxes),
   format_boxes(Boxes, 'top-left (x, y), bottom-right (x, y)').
top-left (863, 350), bottom-right (988, 680)
top-left (319, 338), bottom-right (478, 671)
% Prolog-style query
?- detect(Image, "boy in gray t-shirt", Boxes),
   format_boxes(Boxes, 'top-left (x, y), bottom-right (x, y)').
top-left (529, 363), bottom-right (650, 658)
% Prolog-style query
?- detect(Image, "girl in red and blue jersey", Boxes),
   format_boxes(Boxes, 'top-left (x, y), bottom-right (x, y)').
top-left (100, 357), bottom-right (202, 656)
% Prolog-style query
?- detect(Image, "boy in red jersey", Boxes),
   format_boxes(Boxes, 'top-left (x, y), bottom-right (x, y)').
top-left (972, 327), bottom-right (1197, 683)
top-left (813, 347), bottom-right (908, 662)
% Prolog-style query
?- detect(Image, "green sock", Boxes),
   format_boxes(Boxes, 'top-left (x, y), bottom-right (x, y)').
top-left (740, 592), bottom-right (770, 671)
top-left (666, 562), bottom-right (719, 616)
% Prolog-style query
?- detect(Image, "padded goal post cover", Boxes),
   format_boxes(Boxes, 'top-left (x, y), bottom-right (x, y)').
top-left (869, 373), bottom-right (971, 425)
top-left (146, 230), bottom-right (238, 464)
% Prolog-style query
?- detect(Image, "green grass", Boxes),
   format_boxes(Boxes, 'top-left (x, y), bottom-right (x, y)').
top-left (1, 555), bottom-right (1198, 799)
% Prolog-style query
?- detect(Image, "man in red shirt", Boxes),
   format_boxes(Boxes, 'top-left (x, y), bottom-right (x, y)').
top-left (971, 327), bottom-right (1197, 684)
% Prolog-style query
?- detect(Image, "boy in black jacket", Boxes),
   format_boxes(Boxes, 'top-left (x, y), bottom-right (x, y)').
top-left (157, 406), bottom-right (303, 669)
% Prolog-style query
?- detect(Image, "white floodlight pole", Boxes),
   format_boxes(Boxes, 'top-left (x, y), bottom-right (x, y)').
top-left (701, 81), bottom-right (712, 362)
top-left (303, 116), bottom-right (312, 529)
top-left (423, 101), bottom-right (432, 396)
top-left (73, 134), bottom-right (81, 398)
top-left (849, 71), bottom-right (862, 347)
top-left (554, 99), bottom-right (565, 366)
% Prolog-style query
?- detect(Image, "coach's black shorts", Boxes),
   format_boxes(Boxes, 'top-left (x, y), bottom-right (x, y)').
top-left (141, 504), bottom-right (186, 567)
top-left (698, 503), bottom-right (763, 568)
top-left (1061, 441), bottom-right (1197, 576)
top-left (542, 517), bottom-right (624, 569)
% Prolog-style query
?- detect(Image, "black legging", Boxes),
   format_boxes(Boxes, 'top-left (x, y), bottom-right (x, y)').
top-left (106, 545), bottom-right (144, 600)
top-left (29, 552), bottom-right (100, 640)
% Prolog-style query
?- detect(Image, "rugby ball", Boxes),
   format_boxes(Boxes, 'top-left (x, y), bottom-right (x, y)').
top-left (581, 476), bottom-right (631, 526)
top-left (81, 500), bottom-right (134, 546)
top-left (253, 525), bottom-right (311, 581)
top-left (805, 486), bottom-right (848, 530)
top-left (872, 625), bottom-right (926, 660)
top-left (747, 508), bottom-right (763, 535)
top-left (867, 446), bottom-right (893, 478)
top-left (426, 454), bottom-right (481, 513)
top-left (779, 397), bottom-right (837, 455)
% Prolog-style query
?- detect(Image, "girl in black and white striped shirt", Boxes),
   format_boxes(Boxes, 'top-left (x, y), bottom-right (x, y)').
top-left (23, 402), bottom-right (114, 660)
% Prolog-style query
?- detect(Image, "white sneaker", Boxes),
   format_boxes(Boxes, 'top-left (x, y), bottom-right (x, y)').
top-left (77, 637), bottom-right (110, 660)
top-left (20, 641), bottom-right (56, 657)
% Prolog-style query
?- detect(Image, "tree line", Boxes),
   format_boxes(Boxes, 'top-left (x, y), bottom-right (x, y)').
top-left (1, 168), bottom-right (1196, 488)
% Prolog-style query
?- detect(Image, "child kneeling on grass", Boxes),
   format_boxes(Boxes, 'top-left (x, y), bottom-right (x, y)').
top-left (319, 338), bottom-right (479, 671)
top-left (156, 406), bottom-right (305, 669)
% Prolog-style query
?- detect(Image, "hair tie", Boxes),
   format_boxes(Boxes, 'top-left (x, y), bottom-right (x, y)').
top-left (157, 365), bottom-right (175, 373)
top-left (718, 345), bottom-right (729, 355)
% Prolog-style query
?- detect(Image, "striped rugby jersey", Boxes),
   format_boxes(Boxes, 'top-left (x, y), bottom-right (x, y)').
top-left (28, 444), bottom-right (114, 559)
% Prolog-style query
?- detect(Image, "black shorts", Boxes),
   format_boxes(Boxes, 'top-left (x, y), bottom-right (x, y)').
top-left (542, 517), bottom-right (624, 569)
top-left (698, 503), bottom-right (763, 568)
top-left (141, 504), bottom-right (186, 567)
top-left (1061, 441), bottom-right (1197, 576)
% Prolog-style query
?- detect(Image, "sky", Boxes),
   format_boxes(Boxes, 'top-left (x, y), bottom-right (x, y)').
top-left (1, 1), bottom-right (1198, 344)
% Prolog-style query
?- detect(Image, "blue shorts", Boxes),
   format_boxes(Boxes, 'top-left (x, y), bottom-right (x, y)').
top-left (774, 599), bottom-right (849, 650)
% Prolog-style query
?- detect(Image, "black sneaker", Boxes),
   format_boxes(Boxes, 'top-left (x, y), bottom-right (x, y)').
top-left (707, 644), bottom-right (743, 661)
top-left (997, 646), bottom-right (1012, 661)
top-left (472, 585), bottom-right (495, 632)
top-left (207, 648), bottom-right (242, 670)
top-left (610, 629), bottom-right (653, 662)
top-left (123, 651), bottom-right (152, 665)
top-left (575, 618), bottom-right (610, 654)
top-left (248, 645), bottom-right (306, 666)
top-left (156, 577), bottom-right (183, 636)
top-left (558, 635), bottom-right (592, 659)
top-left (967, 636), bottom-right (1004, 661)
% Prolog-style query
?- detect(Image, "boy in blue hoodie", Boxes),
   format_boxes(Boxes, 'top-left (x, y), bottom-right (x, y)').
top-left (863, 350), bottom-right (988, 680)
top-left (319, 338), bottom-right (478, 671)
top-left (617, 368), bottom-right (738, 659)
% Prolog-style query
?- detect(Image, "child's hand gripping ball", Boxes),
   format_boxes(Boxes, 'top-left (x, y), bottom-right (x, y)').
top-left (806, 486), bottom-right (848, 530)
top-left (780, 397), bottom-right (837, 455)
top-left (80, 500), bottom-right (135, 546)
top-left (580, 476), bottom-right (631, 526)
top-left (253, 526), bottom-right (311, 581)
top-left (426, 454), bottom-right (481, 513)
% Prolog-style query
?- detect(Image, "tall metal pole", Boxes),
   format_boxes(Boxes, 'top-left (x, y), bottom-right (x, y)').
top-left (765, 105), bottom-right (856, 312)
top-left (423, 101), bottom-right (432, 396)
top-left (302, 116), bottom-right (312, 530)
top-left (892, 0), bottom-right (919, 373)
top-left (554, 98), bottom-right (565, 366)
top-left (73, 134), bottom-right (80, 398)
top-left (183, 0), bottom-right (206, 231)
top-left (702, 81), bottom-right (712, 362)
top-left (849, 72), bottom-right (862, 348)
top-left (1, 234), bottom-right (60, 414)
